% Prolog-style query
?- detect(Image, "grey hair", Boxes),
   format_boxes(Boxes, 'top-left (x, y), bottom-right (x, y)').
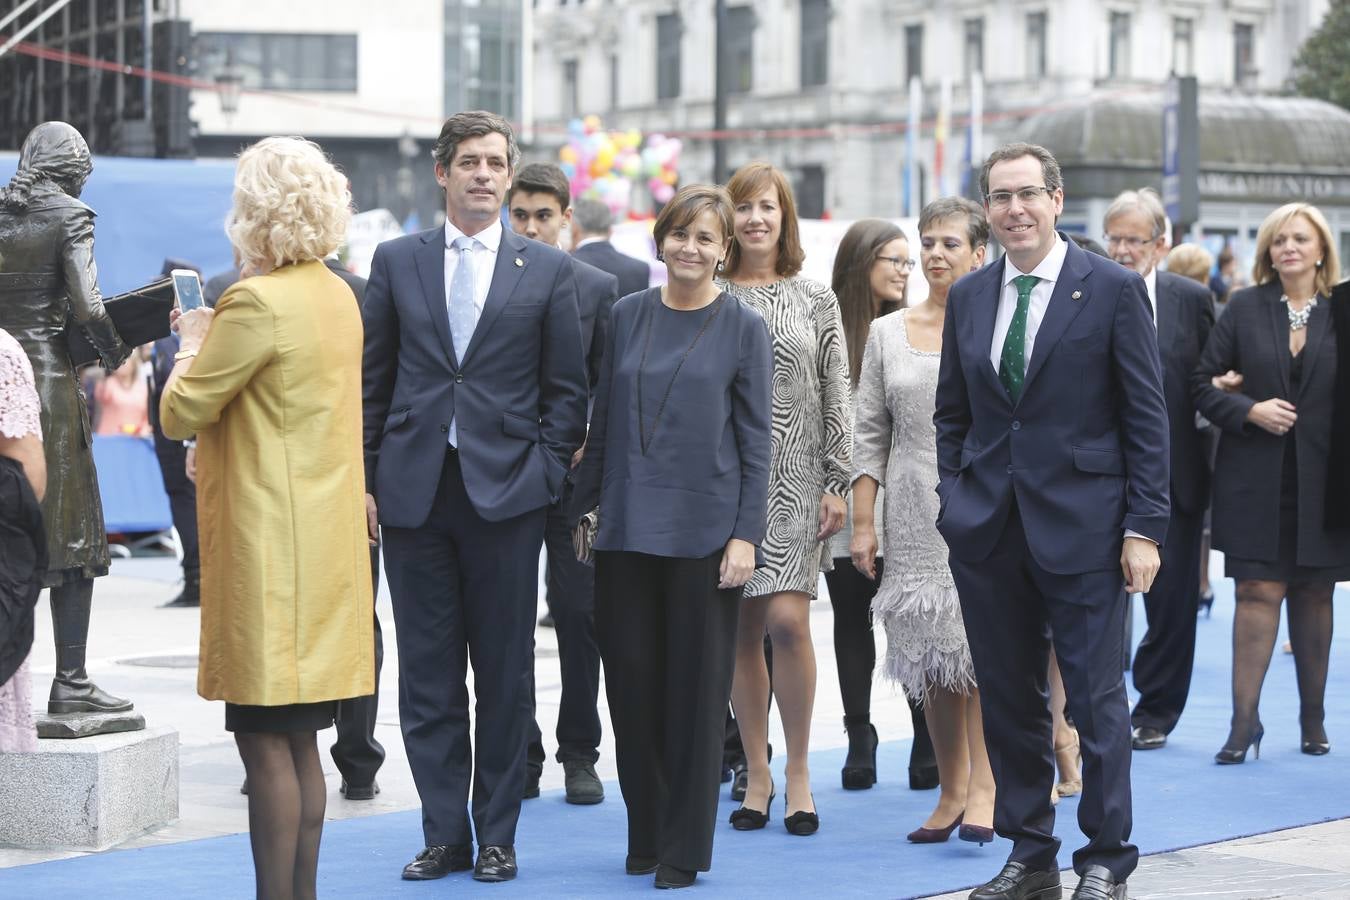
top-left (1103, 188), bottom-right (1166, 239)
top-left (979, 142), bottom-right (1063, 200)
top-left (432, 110), bottom-right (520, 172)
top-left (572, 198), bottom-right (613, 236)
top-left (919, 196), bottom-right (990, 249)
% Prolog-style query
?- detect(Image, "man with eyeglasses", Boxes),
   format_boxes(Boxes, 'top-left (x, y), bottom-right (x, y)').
top-left (933, 143), bottom-right (1170, 900)
top-left (1102, 190), bottom-right (1215, 755)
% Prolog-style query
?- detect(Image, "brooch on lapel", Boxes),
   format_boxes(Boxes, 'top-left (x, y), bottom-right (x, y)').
top-left (1071, 290), bottom-right (1082, 301)
top-left (514, 258), bottom-right (524, 267)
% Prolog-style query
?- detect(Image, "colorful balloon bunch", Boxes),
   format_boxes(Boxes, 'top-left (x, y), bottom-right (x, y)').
top-left (558, 115), bottom-right (682, 217)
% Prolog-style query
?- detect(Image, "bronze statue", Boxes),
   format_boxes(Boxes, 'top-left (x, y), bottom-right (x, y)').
top-left (0, 122), bottom-right (133, 715)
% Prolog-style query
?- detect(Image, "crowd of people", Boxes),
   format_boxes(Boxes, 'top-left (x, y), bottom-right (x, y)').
top-left (0, 110), bottom-right (1345, 900)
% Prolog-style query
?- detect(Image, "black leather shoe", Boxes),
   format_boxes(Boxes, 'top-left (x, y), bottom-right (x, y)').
top-left (730, 763), bottom-right (748, 801)
top-left (401, 844), bottom-right (473, 880)
top-left (654, 864), bottom-right (696, 889)
top-left (969, 861), bottom-right (1063, 899)
top-left (563, 760), bottom-right (605, 804)
top-left (523, 766), bottom-right (541, 800)
top-left (473, 845), bottom-right (517, 882)
top-left (341, 779), bottom-right (379, 801)
top-left (1070, 864), bottom-right (1125, 900)
top-left (625, 854), bottom-right (658, 875)
top-left (1131, 726), bottom-right (1166, 750)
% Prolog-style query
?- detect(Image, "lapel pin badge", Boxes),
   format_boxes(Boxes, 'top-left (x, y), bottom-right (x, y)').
top-left (1071, 290), bottom-right (1082, 301)
top-left (514, 258), bottom-right (524, 267)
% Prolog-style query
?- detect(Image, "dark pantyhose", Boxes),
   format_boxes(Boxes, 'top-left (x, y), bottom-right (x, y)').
top-left (825, 557), bottom-right (882, 719)
top-left (1223, 579), bottom-right (1335, 752)
top-left (234, 731), bottom-right (327, 900)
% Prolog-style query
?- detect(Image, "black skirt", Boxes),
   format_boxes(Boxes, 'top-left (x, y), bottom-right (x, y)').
top-left (224, 701), bottom-right (336, 734)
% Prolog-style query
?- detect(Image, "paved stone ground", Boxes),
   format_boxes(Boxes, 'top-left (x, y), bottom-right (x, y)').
top-left (1, 554), bottom-right (1346, 900)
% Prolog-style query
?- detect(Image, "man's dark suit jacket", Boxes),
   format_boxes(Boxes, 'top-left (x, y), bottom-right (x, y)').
top-left (574, 239), bottom-right (651, 300)
top-left (362, 226), bottom-right (588, 528)
top-left (934, 235), bottom-right (1171, 577)
top-left (569, 257), bottom-right (618, 390)
top-left (1154, 270), bottom-right (1215, 516)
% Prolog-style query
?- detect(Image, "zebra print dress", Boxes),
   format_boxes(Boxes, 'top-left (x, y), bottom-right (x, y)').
top-left (721, 277), bottom-right (853, 599)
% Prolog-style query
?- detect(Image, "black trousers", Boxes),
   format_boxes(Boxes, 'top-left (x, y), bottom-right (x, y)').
top-left (331, 546), bottom-right (387, 787)
top-left (527, 481), bottom-right (602, 767)
top-left (383, 449), bottom-right (545, 848)
top-left (151, 424), bottom-right (198, 575)
top-left (595, 550), bottom-right (741, 873)
top-left (1131, 507), bottom-right (1204, 734)
top-left (949, 510), bottom-right (1137, 882)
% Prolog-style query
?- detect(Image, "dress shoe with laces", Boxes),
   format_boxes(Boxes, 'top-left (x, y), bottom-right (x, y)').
top-left (654, 864), bottom-right (696, 889)
top-left (473, 845), bottom-right (517, 882)
top-left (1131, 726), bottom-right (1166, 750)
top-left (968, 862), bottom-right (1062, 899)
top-left (340, 779), bottom-right (379, 801)
top-left (1069, 864), bottom-right (1126, 900)
top-left (563, 759), bottom-right (605, 804)
top-left (401, 844), bottom-right (473, 880)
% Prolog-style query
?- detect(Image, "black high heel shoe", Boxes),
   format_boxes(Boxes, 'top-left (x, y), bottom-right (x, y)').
top-left (728, 782), bottom-right (775, 830)
top-left (1198, 589), bottom-right (1214, 618)
top-left (784, 793), bottom-right (819, 836)
top-left (841, 718), bottom-right (878, 789)
top-left (1215, 723), bottom-right (1264, 764)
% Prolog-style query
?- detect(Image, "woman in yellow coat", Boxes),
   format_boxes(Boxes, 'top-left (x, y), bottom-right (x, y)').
top-left (161, 136), bottom-right (373, 900)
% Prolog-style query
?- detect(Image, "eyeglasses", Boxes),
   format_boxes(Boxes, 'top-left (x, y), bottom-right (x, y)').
top-left (877, 255), bottom-right (916, 273)
top-left (1103, 234), bottom-right (1157, 249)
top-left (986, 186), bottom-right (1055, 208)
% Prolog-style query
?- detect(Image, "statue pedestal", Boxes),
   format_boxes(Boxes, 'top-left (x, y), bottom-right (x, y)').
top-left (0, 725), bottom-right (178, 850)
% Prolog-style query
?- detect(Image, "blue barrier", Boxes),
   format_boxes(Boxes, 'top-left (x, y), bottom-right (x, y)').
top-left (91, 434), bottom-right (173, 534)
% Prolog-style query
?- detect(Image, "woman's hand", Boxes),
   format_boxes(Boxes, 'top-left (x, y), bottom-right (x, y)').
top-left (850, 522), bottom-right (879, 581)
top-left (718, 538), bottom-right (755, 590)
top-left (184, 445), bottom-right (196, 484)
top-left (365, 493), bottom-right (379, 546)
top-left (1211, 370), bottom-right (1244, 393)
top-left (816, 494), bottom-right (847, 542)
top-left (1246, 398), bottom-right (1297, 436)
top-left (171, 306), bottom-right (215, 352)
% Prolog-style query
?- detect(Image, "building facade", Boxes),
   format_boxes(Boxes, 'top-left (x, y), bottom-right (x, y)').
top-left (529, 0), bottom-right (1332, 225)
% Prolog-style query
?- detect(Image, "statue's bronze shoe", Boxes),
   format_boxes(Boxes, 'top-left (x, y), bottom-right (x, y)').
top-left (49, 676), bottom-right (134, 714)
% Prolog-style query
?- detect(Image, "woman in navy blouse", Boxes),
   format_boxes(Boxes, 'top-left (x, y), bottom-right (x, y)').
top-left (571, 184), bottom-right (772, 889)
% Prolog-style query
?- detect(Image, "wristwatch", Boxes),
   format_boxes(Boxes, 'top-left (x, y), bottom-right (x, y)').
top-left (173, 348), bottom-right (198, 361)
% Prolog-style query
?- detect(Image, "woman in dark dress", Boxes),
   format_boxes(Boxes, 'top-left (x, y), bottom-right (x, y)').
top-left (572, 184), bottom-right (772, 889)
top-left (0, 122), bottom-right (131, 716)
top-left (1193, 202), bottom-right (1349, 763)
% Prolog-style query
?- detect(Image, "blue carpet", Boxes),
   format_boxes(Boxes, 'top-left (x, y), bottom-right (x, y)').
top-left (3, 581), bottom-right (1347, 899)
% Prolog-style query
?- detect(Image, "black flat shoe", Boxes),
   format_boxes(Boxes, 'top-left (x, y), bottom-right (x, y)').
top-left (401, 844), bottom-right (473, 880)
top-left (969, 862), bottom-right (1062, 900)
top-left (654, 864), bottom-right (696, 889)
top-left (522, 765), bottom-right (541, 800)
top-left (784, 793), bottom-right (819, 836)
top-left (1215, 723), bottom-right (1264, 765)
top-left (1303, 740), bottom-right (1332, 755)
top-left (625, 854), bottom-right (658, 875)
top-left (473, 845), bottom-right (517, 882)
top-left (729, 785), bottom-right (775, 830)
top-left (1131, 725), bottom-right (1166, 750)
top-left (1070, 864), bottom-right (1126, 900)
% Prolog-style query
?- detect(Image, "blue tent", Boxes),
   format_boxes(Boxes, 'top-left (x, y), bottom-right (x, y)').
top-left (0, 152), bottom-right (236, 294)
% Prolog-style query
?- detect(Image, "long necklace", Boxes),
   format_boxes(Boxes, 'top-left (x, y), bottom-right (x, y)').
top-left (636, 294), bottom-right (726, 456)
top-left (1281, 294), bottom-right (1319, 331)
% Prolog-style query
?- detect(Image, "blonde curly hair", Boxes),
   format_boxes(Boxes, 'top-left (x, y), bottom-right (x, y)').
top-left (226, 137), bottom-right (352, 272)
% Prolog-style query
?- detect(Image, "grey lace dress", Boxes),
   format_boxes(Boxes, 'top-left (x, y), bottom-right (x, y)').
top-left (853, 310), bottom-right (975, 697)
top-left (722, 277), bottom-right (852, 599)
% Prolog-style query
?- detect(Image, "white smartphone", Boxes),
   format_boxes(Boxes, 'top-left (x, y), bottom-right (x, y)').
top-left (171, 269), bottom-right (205, 312)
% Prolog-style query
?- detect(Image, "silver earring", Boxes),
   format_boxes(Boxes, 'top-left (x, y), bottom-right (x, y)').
top-left (716, 259), bottom-right (725, 272)
top-left (1317, 259), bottom-right (1324, 268)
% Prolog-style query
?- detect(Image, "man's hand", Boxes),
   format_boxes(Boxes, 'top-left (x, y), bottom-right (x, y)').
top-left (1121, 536), bottom-right (1161, 594)
top-left (1211, 369), bottom-right (1244, 393)
top-left (365, 493), bottom-right (379, 546)
top-left (817, 494), bottom-right (847, 542)
top-left (184, 445), bottom-right (196, 484)
top-left (1246, 398), bottom-right (1297, 436)
top-left (719, 538), bottom-right (755, 590)
top-left (571, 442), bottom-right (585, 469)
top-left (850, 523), bottom-right (879, 581)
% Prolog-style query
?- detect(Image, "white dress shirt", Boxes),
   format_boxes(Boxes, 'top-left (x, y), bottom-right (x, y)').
top-left (988, 234), bottom-right (1069, 371)
top-left (444, 218), bottom-right (501, 446)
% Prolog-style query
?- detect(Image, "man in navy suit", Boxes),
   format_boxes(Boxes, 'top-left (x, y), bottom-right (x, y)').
top-left (934, 143), bottom-right (1170, 900)
top-left (506, 162), bottom-right (617, 805)
top-left (362, 111), bottom-right (588, 883)
top-left (570, 197), bottom-right (652, 298)
top-left (1100, 190), bottom-right (1215, 751)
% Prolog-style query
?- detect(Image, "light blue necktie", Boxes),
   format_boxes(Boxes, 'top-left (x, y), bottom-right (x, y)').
top-left (447, 235), bottom-right (477, 446)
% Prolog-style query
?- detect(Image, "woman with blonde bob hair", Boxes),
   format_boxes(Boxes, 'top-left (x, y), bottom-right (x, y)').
top-left (1194, 201), bottom-right (1348, 766)
top-left (161, 136), bottom-right (374, 899)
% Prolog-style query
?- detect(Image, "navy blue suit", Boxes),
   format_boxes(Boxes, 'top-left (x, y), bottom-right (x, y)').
top-left (934, 236), bottom-right (1169, 882)
top-left (1130, 270), bottom-right (1215, 735)
top-left (574, 239), bottom-right (651, 300)
top-left (362, 224), bottom-right (588, 849)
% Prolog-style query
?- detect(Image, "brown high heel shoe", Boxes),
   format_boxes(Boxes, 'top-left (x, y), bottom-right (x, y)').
top-left (906, 811), bottom-right (962, 843)
top-left (1054, 728), bottom-right (1082, 798)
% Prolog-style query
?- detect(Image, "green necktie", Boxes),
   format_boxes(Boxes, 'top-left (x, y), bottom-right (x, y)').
top-left (999, 274), bottom-right (1040, 403)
